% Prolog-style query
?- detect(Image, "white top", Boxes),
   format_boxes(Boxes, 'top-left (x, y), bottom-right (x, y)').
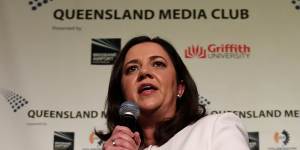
top-left (144, 113), bottom-right (250, 150)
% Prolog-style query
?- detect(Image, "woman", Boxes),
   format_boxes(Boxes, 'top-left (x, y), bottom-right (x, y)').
top-left (97, 36), bottom-right (250, 150)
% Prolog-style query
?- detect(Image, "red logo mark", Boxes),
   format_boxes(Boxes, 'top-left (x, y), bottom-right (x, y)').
top-left (184, 45), bottom-right (206, 58)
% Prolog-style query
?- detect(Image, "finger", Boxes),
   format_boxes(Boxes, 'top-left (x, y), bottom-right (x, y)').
top-left (111, 126), bottom-right (137, 147)
top-left (109, 126), bottom-right (141, 150)
top-left (111, 138), bottom-right (137, 150)
top-left (103, 140), bottom-right (127, 150)
top-left (102, 141), bottom-right (116, 150)
top-left (113, 125), bottom-right (135, 137)
top-left (116, 131), bottom-right (137, 146)
top-left (133, 132), bottom-right (141, 146)
top-left (109, 127), bottom-right (139, 149)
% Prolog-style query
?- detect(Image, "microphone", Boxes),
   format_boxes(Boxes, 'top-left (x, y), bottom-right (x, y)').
top-left (119, 101), bottom-right (140, 132)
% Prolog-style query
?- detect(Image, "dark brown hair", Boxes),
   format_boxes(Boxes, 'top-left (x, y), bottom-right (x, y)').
top-left (96, 36), bottom-right (206, 146)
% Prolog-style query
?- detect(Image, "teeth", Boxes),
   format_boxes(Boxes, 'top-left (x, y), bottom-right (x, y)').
top-left (139, 84), bottom-right (157, 93)
top-left (143, 85), bottom-right (152, 90)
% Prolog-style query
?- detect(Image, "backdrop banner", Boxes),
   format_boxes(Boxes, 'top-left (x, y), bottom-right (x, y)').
top-left (0, 0), bottom-right (299, 150)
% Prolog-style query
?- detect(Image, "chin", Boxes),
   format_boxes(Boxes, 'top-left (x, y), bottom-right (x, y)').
top-left (139, 102), bottom-right (159, 112)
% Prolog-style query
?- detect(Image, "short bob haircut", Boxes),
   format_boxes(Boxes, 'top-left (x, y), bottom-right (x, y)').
top-left (97, 36), bottom-right (206, 146)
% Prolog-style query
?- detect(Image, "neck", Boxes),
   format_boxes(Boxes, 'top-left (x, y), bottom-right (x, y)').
top-left (139, 112), bottom-right (158, 146)
top-left (139, 109), bottom-right (175, 146)
top-left (143, 126), bottom-right (156, 146)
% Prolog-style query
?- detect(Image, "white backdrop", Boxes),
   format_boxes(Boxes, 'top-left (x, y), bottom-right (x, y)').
top-left (1, 0), bottom-right (300, 150)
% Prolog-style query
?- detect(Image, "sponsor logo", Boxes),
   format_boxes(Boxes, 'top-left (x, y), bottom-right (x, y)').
top-left (274, 130), bottom-right (290, 146)
top-left (185, 45), bottom-right (207, 58)
top-left (249, 132), bottom-right (260, 150)
top-left (28, 0), bottom-right (54, 11)
top-left (54, 131), bottom-right (74, 150)
top-left (184, 43), bottom-right (251, 60)
top-left (199, 96), bottom-right (211, 107)
top-left (268, 130), bottom-right (297, 150)
top-left (0, 88), bottom-right (29, 112)
top-left (291, 0), bottom-right (300, 10)
top-left (81, 131), bottom-right (101, 150)
top-left (89, 131), bottom-right (98, 144)
top-left (79, 130), bottom-right (102, 150)
top-left (91, 38), bottom-right (121, 65)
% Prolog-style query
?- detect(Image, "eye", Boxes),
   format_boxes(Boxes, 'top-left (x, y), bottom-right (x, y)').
top-left (125, 65), bottom-right (139, 74)
top-left (153, 61), bottom-right (166, 68)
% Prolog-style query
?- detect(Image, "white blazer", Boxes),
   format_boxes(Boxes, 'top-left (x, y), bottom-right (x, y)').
top-left (144, 113), bottom-right (250, 150)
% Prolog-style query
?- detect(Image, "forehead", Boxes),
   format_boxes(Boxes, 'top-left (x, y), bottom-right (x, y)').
top-left (125, 42), bottom-right (171, 61)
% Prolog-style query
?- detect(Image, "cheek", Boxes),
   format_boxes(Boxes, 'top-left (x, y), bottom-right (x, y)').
top-left (160, 72), bottom-right (177, 91)
top-left (121, 77), bottom-right (135, 97)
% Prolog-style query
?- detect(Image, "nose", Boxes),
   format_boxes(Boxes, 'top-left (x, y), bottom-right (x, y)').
top-left (137, 67), bottom-right (153, 81)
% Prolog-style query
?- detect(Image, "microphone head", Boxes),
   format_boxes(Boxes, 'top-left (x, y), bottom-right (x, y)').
top-left (119, 101), bottom-right (140, 120)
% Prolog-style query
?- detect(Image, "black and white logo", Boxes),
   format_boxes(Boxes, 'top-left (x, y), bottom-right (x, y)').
top-left (54, 131), bottom-right (74, 150)
top-left (248, 132), bottom-right (259, 150)
top-left (91, 38), bottom-right (121, 65)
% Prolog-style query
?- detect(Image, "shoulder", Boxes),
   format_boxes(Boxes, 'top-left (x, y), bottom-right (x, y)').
top-left (156, 113), bottom-right (249, 150)
top-left (148, 113), bottom-right (250, 150)
top-left (195, 112), bottom-right (249, 139)
top-left (196, 113), bottom-right (250, 150)
top-left (189, 112), bottom-right (245, 135)
top-left (195, 112), bottom-right (245, 127)
top-left (192, 112), bottom-right (248, 134)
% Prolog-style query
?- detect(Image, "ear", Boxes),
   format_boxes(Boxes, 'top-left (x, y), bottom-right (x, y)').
top-left (177, 80), bottom-right (185, 98)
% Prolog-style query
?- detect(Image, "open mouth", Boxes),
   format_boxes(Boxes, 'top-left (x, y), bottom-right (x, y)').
top-left (138, 83), bottom-right (158, 94)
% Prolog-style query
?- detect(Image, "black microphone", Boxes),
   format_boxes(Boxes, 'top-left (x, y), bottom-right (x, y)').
top-left (118, 101), bottom-right (140, 132)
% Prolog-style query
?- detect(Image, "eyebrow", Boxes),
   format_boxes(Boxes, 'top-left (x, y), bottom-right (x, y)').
top-left (124, 59), bottom-right (139, 66)
top-left (124, 55), bottom-right (167, 66)
top-left (149, 55), bottom-right (167, 61)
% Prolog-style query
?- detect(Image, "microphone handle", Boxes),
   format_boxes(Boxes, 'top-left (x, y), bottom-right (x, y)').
top-left (119, 114), bottom-right (137, 132)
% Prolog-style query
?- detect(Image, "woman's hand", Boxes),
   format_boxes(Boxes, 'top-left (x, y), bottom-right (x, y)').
top-left (103, 125), bottom-right (141, 150)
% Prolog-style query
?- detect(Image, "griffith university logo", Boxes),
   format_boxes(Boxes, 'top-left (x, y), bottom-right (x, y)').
top-left (184, 43), bottom-right (251, 60)
top-left (274, 130), bottom-right (290, 146)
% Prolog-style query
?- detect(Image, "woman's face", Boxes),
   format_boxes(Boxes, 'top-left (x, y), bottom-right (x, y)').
top-left (121, 42), bottom-right (182, 119)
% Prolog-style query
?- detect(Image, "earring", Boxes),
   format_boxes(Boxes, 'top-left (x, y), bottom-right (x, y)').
top-left (177, 94), bottom-right (181, 98)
